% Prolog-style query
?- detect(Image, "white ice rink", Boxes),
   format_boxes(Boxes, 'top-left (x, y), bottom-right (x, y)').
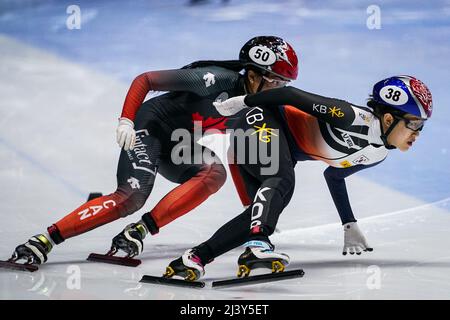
top-left (1, 34), bottom-right (449, 300)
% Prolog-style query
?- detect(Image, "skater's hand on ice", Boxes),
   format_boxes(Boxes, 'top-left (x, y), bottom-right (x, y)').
top-left (342, 222), bottom-right (373, 256)
top-left (213, 95), bottom-right (248, 116)
top-left (116, 117), bottom-right (136, 151)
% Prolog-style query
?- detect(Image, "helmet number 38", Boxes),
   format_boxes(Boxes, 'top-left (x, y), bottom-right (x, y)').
top-left (380, 85), bottom-right (408, 105)
top-left (249, 46), bottom-right (277, 66)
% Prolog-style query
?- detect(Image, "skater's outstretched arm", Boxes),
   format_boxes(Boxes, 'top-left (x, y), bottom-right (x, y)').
top-left (323, 163), bottom-right (380, 255)
top-left (323, 163), bottom-right (379, 224)
top-left (121, 67), bottom-right (240, 121)
top-left (246, 86), bottom-right (357, 128)
top-left (214, 86), bottom-right (363, 129)
top-left (117, 66), bottom-right (240, 150)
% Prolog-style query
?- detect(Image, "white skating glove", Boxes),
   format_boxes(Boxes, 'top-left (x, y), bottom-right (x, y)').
top-left (342, 222), bottom-right (373, 255)
top-left (212, 95), bottom-right (248, 116)
top-left (116, 117), bottom-right (136, 151)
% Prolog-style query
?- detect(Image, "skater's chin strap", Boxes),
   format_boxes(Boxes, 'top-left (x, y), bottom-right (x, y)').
top-left (244, 74), bottom-right (266, 94)
top-left (380, 117), bottom-right (399, 150)
top-left (256, 77), bottom-right (266, 93)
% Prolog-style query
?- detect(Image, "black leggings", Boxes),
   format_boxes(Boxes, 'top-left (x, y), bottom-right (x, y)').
top-left (197, 107), bottom-right (296, 263)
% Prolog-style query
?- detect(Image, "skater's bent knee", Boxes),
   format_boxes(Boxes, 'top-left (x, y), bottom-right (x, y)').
top-left (118, 191), bottom-right (148, 218)
top-left (202, 163), bottom-right (227, 193)
top-left (263, 176), bottom-right (295, 194)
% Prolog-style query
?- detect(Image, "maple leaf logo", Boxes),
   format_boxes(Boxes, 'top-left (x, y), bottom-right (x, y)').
top-left (192, 112), bottom-right (228, 132)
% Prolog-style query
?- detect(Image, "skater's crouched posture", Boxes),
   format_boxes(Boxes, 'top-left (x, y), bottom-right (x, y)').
top-left (164, 75), bottom-right (433, 280)
top-left (6, 36), bottom-right (299, 267)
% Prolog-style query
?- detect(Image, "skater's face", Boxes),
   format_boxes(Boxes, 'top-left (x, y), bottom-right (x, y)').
top-left (384, 113), bottom-right (423, 151)
top-left (246, 70), bottom-right (289, 93)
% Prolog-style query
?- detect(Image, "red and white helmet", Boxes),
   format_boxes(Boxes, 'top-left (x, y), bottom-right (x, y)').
top-left (239, 36), bottom-right (298, 81)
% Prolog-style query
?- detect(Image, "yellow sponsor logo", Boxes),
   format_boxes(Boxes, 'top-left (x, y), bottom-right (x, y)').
top-left (340, 160), bottom-right (353, 168)
top-left (329, 106), bottom-right (345, 118)
top-left (252, 123), bottom-right (278, 143)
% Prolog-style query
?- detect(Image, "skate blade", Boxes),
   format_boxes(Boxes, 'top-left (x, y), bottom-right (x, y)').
top-left (213, 268), bottom-right (305, 288)
top-left (140, 275), bottom-right (205, 288)
top-left (87, 253), bottom-right (141, 267)
top-left (0, 260), bottom-right (39, 272)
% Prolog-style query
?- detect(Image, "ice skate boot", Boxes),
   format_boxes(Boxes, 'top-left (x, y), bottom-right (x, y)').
top-left (163, 249), bottom-right (205, 281)
top-left (12, 234), bottom-right (53, 265)
top-left (87, 223), bottom-right (147, 267)
top-left (237, 240), bottom-right (289, 278)
top-left (0, 234), bottom-right (53, 272)
top-left (110, 222), bottom-right (148, 258)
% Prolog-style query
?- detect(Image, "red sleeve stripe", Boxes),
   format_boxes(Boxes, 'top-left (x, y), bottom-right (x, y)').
top-left (120, 72), bottom-right (152, 120)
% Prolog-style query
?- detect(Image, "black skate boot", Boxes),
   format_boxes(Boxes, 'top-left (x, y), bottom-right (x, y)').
top-left (237, 240), bottom-right (289, 277)
top-left (11, 234), bottom-right (53, 265)
top-left (163, 249), bottom-right (205, 281)
top-left (87, 222), bottom-right (148, 267)
top-left (110, 222), bottom-right (148, 257)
